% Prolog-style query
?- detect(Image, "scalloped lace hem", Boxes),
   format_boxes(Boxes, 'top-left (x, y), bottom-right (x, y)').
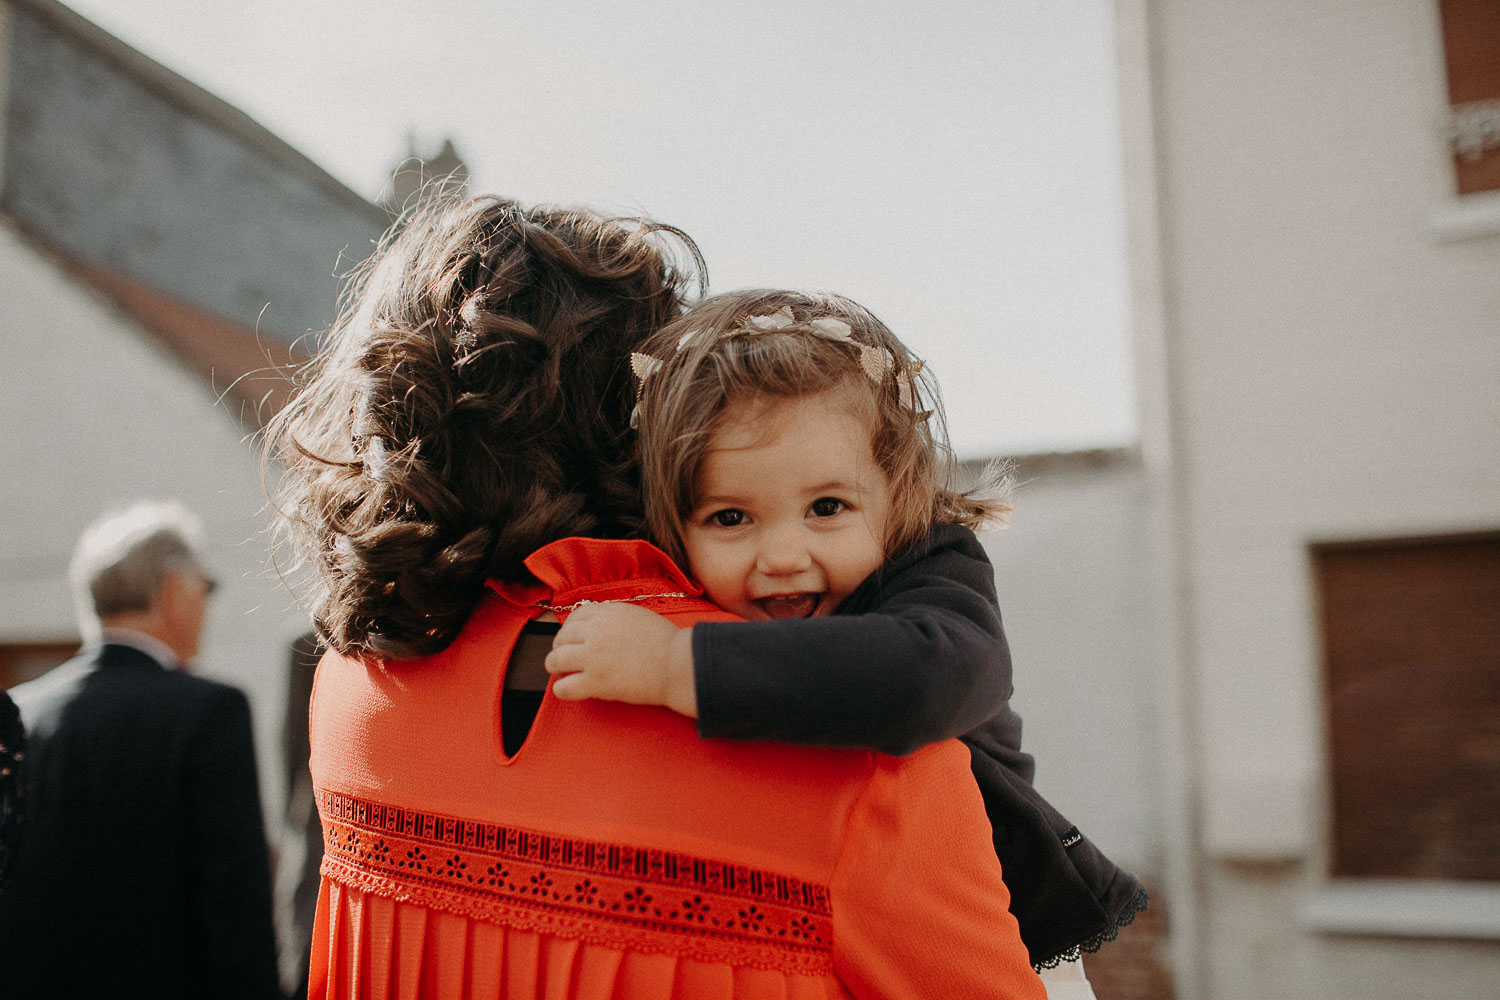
top-left (1031, 885), bottom-right (1150, 972)
top-left (323, 862), bottom-right (834, 977)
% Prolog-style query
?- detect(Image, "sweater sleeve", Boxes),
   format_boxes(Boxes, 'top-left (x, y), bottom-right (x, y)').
top-left (693, 524), bottom-right (1020, 756)
top-left (830, 741), bottom-right (1046, 1000)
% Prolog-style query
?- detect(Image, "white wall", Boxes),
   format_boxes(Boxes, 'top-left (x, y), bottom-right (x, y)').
top-left (978, 452), bottom-right (1152, 875)
top-left (981, 452), bottom-right (1159, 876)
top-left (1148, 0), bottom-right (1500, 864)
top-left (0, 219), bottom-right (309, 822)
top-left (1122, 0), bottom-right (1500, 995)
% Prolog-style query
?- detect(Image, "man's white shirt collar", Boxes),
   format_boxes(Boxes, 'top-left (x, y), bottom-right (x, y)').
top-left (99, 628), bottom-right (183, 671)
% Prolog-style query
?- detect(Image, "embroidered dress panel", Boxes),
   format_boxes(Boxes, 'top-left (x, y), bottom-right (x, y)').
top-left (319, 789), bottom-right (833, 973)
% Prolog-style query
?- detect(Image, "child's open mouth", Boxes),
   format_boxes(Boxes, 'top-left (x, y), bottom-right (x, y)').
top-left (753, 593), bottom-right (822, 619)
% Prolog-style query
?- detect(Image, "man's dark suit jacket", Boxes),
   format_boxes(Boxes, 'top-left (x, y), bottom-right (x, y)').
top-left (0, 642), bottom-right (283, 1000)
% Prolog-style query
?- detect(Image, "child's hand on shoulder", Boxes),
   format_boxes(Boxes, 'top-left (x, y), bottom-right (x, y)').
top-left (545, 603), bottom-right (698, 718)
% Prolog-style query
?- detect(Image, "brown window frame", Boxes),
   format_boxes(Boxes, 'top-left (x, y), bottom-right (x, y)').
top-left (1440, 0), bottom-right (1500, 195)
top-left (1312, 530), bottom-right (1500, 882)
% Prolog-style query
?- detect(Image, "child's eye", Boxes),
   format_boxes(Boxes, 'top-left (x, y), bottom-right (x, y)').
top-left (709, 509), bottom-right (745, 527)
top-left (810, 497), bottom-right (846, 518)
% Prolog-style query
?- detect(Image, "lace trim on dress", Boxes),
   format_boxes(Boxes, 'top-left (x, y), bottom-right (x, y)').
top-left (317, 789), bottom-right (834, 975)
top-left (1031, 885), bottom-right (1151, 971)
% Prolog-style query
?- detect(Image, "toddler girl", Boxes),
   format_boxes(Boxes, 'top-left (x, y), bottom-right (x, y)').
top-left (546, 289), bottom-right (1146, 983)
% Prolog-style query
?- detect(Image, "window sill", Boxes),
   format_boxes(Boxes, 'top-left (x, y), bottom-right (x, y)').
top-left (1430, 189), bottom-right (1500, 242)
top-left (1301, 881), bottom-right (1500, 940)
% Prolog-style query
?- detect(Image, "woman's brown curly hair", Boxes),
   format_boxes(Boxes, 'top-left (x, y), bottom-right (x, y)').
top-left (265, 194), bottom-right (704, 660)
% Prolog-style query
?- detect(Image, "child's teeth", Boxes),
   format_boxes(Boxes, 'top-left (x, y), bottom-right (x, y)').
top-left (762, 595), bottom-right (817, 619)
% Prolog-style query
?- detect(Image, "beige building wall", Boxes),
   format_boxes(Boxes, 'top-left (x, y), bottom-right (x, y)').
top-left (0, 219), bottom-right (309, 822)
top-left (1119, 1), bottom-right (1500, 995)
top-left (980, 451), bottom-right (1158, 877)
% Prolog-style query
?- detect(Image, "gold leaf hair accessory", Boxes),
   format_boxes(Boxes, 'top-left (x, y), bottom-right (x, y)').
top-left (855, 346), bottom-right (925, 409)
top-left (630, 352), bottom-right (663, 383)
top-left (856, 343), bottom-right (892, 383)
top-left (894, 358), bottom-right (925, 412)
top-left (627, 311), bottom-right (928, 427)
top-left (628, 352), bottom-right (664, 428)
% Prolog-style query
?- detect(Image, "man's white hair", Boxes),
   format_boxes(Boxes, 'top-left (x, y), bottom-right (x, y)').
top-left (68, 500), bottom-right (209, 639)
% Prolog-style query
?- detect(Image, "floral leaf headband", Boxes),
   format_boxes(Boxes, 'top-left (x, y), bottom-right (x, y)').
top-left (628, 306), bottom-right (926, 427)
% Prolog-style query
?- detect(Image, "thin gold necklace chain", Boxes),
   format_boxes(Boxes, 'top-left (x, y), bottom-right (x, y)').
top-left (533, 591), bottom-right (693, 614)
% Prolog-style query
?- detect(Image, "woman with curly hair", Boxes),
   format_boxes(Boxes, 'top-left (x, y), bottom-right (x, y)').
top-left (267, 195), bottom-right (1042, 999)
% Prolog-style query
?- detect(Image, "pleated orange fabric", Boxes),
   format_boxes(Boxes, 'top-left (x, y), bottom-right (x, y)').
top-left (307, 537), bottom-right (1044, 1000)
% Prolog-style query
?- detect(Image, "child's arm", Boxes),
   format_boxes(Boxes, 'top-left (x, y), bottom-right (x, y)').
top-left (692, 522), bottom-right (1016, 756)
top-left (548, 523), bottom-right (1016, 758)
top-left (547, 602), bottom-right (699, 718)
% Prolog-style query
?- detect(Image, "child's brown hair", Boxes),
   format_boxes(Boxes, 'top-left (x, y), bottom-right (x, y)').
top-left (633, 289), bottom-right (1007, 568)
top-left (265, 194), bottom-right (703, 659)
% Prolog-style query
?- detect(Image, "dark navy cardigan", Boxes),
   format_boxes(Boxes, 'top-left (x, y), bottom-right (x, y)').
top-left (691, 523), bottom-right (1148, 969)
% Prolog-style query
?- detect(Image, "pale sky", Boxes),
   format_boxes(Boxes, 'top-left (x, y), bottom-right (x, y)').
top-left (68, 0), bottom-right (1135, 458)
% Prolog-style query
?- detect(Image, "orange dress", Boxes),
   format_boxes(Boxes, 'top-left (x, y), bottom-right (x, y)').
top-left (308, 537), bottom-right (1045, 1000)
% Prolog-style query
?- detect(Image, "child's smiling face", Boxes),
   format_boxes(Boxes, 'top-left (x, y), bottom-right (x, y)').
top-left (682, 389), bottom-right (891, 621)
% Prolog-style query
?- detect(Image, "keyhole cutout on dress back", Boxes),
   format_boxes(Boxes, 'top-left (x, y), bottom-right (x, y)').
top-left (500, 620), bottom-right (558, 756)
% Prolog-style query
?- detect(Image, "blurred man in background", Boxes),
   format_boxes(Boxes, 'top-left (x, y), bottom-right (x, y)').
top-left (0, 501), bottom-right (282, 1000)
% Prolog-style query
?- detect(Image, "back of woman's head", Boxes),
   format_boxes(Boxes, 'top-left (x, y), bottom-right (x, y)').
top-left (266, 194), bottom-right (703, 659)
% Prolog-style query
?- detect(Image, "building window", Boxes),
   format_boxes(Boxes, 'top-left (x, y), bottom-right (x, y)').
top-left (1440, 0), bottom-right (1500, 195)
top-left (1313, 532), bottom-right (1500, 880)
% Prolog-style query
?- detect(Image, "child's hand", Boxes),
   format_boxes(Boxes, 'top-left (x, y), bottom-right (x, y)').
top-left (545, 603), bottom-right (698, 718)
